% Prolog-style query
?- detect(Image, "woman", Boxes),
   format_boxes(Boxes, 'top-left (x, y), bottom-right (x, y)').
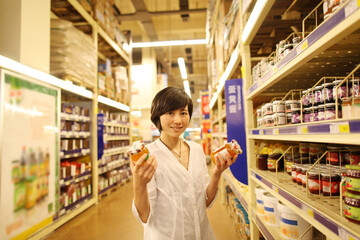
top-left (130, 86), bottom-right (237, 240)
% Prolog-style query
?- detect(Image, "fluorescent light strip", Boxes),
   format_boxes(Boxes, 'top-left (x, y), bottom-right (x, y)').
top-left (0, 55), bottom-right (93, 99)
top-left (98, 95), bottom-right (130, 112)
top-left (217, 46), bottom-right (239, 94)
top-left (209, 92), bottom-right (218, 109)
top-left (178, 57), bottom-right (188, 80)
top-left (131, 39), bottom-right (207, 48)
top-left (183, 80), bottom-right (191, 98)
top-left (242, 0), bottom-right (268, 45)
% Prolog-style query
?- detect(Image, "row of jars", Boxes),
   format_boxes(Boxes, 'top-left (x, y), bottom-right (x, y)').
top-left (302, 78), bottom-right (359, 107)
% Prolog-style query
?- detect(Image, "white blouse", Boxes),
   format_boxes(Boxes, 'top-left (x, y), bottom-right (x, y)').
top-left (132, 139), bottom-right (217, 240)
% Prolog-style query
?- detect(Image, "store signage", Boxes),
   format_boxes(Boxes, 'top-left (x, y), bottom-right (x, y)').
top-left (225, 79), bottom-right (248, 185)
top-left (0, 69), bottom-right (60, 239)
top-left (201, 90), bottom-right (210, 120)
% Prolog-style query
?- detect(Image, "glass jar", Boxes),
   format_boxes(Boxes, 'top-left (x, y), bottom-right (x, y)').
top-left (321, 172), bottom-right (340, 196)
top-left (285, 161), bottom-right (293, 175)
top-left (272, 100), bottom-right (285, 113)
top-left (302, 166), bottom-right (311, 187)
top-left (333, 79), bottom-right (348, 100)
top-left (314, 86), bottom-right (323, 105)
top-left (310, 106), bottom-right (319, 122)
top-left (291, 108), bottom-right (301, 124)
top-left (292, 164), bottom-right (298, 183)
top-left (325, 102), bottom-right (341, 120)
top-left (350, 79), bottom-right (360, 97)
top-left (344, 192), bottom-right (360, 224)
top-left (308, 170), bottom-right (322, 194)
top-left (286, 112), bottom-right (292, 125)
top-left (303, 108), bottom-right (311, 123)
top-left (346, 165), bottom-right (360, 194)
top-left (274, 113), bottom-right (286, 126)
top-left (285, 100), bottom-right (294, 113)
top-left (210, 139), bottom-right (242, 164)
top-left (322, 82), bottom-right (335, 103)
top-left (318, 105), bottom-right (325, 121)
top-left (302, 90), bottom-right (310, 107)
top-left (267, 154), bottom-right (283, 172)
top-left (342, 97), bottom-right (352, 119)
top-left (296, 165), bottom-right (303, 185)
top-left (257, 154), bottom-right (268, 170)
top-left (327, 146), bottom-right (344, 165)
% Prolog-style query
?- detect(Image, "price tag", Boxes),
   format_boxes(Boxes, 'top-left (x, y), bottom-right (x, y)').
top-left (300, 126), bottom-right (308, 134)
top-left (260, 129), bottom-right (264, 135)
top-left (339, 123), bottom-right (350, 133)
top-left (339, 228), bottom-right (359, 240)
top-left (273, 66), bottom-right (278, 74)
top-left (272, 186), bottom-right (279, 193)
top-left (307, 209), bottom-right (314, 218)
top-left (302, 40), bottom-right (308, 51)
top-left (274, 129), bottom-right (279, 135)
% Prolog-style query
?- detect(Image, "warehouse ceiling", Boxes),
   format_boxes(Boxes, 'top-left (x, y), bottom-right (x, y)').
top-left (114, 0), bottom-right (209, 102)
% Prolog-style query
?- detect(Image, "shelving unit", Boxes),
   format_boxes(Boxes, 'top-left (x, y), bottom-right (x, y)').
top-left (208, 0), bottom-right (360, 239)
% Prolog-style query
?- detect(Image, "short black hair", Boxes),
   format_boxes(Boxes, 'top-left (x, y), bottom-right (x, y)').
top-left (151, 86), bottom-right (193, 131)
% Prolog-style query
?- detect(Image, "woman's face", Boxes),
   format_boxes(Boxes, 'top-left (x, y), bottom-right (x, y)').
top-left (159, 106), bottom-right (190, 138)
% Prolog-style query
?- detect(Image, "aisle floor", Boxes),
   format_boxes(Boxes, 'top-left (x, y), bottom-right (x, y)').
top-left (46, 180), bottom-right (239, 240)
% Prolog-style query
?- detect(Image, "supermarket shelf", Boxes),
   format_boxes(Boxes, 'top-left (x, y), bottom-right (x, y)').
top-left (104, 135), bottom-right (130, 141)
top-left (98, 178), bottom-right (129, 195)
top-left (60, 148), bottom-right (91, 159)
top-left (220, 113), bottom-right (227, 121)
top-left (28, 197), bottom-right (95, 240)
top-left (103, 147), bottom-right (127, 157)
top-left (247, 1), bottom-right (360, 99)
top-left (61, 131), bottom-right (90, 139)
top-left (252, 208), bottom-right (285, 240)
top-left (52, 0), bottom-right (130, 64)
top-left (60, 113), bottom-right (90, 122)
top-left (223, 170), bottom-right (249, 211)
top-left (248, 119), bottom-right (360, 145)
top-left (103, 121), bottom-right (130, 128)
top-left (251, 169), bottom-right (360, 240)
top-left (98, 160), bottom-right (129, 175)
top-left (57, 195), bottom-right (93, 219)
top-left (60, 171), bottom-right (92, 187)
top-left (211, 118), bottom-right (219, 125)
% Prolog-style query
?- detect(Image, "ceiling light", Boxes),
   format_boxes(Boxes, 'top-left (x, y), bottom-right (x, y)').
top-left (0, 55), bottom-right (93, 99)
top-left (197, 98), bottom-right (201, 103)
top-left (131, 39), bottom-right (207, 48)
top-left (178, 57), bottom-right (188, 80)
top-left (183, 80), bottom-right (191, 98)
top-left (242, 0), bottom-right (274, 45)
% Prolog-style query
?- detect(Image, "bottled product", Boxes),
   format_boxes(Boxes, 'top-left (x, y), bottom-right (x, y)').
top-left (322, 82), bottom-right (334, 103)
top-left (128, 140), bottom-right (149, 162)
top-left (346, 165), bottom-right (360, 194)
top-left (308, 170), bottom-right (322, 194)
top-left (321, 172), bottom-right (340, 196)
top-left (342, 97), bottom-right (352, 119)
top-left (210, 139), bottom-right (242, 164)
top-left (344, 192), bottom-right (360, 224)
top-left (291, 108), bottom-right (301, 124)
top-left (257, 154), bottom-right (268, 170)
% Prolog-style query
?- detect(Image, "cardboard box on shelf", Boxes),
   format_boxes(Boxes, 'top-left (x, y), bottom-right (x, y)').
top-left (93, 0), bottom-right (106, 29)
top-left (77, 0), bottom-right (92, 14)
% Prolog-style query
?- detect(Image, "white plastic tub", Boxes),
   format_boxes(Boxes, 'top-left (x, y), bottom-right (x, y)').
top-left (277, 201), bottom-right (313, 240)
top-left (263, 192), bottom-right (279, 227)
top-left (255, 187), bottom-right (268, 216)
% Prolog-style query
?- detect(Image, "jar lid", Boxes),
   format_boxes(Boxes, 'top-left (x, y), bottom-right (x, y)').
top-left (333, 79), bottom-right (344, 84)
top-left (257, 109), bottom-right (262, 112)
top-left (322, 82), bottom-right (334, 87)
top-left (265, 102), bottom-right (273, 106)
top-left (304, 108), bottom-right (311, 111)
top-left (318, 104), bottom-right (325, 108)
top-left (272, 100), bottom-right (283, 104)
top-left (274, 113), bottom-right (285, 116)
top-left (309, 170), bottom-right (321, 176)
top-left (291, 108), bottom-right (301, 111)
top-left (302, 90), bottom-right (309, 94)
top-left (314, 86), bottom-right (323, 90)
top-left (285, 100), bottom-right (294, 103)
top-left (321, 172), bottom-right (339, 177)
top-left (325, 103), bottom-right (336, 106)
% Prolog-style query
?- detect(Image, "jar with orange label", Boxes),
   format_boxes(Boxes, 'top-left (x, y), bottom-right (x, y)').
top-left (210, 139), bottom-right (242, 164)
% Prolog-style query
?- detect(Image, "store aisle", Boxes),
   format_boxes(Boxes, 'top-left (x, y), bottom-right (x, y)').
top-left (47, 180), bottom-right (239, 240)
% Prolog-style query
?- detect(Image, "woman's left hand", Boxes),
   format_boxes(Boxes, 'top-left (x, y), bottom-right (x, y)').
top-left (213, 152), bottom-right (238, 176)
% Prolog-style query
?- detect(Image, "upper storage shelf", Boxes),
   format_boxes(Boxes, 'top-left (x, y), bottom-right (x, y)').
top-left (247, 0), bottom-right (360, 100)
top-left (51, 0), bottom-right (131, 65)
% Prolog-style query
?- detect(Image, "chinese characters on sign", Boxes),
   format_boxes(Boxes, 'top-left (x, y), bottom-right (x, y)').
top-left (227, 85), bottom-right (242, 114)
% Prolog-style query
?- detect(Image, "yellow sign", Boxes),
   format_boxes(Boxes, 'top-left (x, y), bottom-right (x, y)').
top-left (274, 129), bottom-right (279, 135)
top-left (339, 123), bottom-right (350, 133)
top-left (307, 209), bottom-right (314, 218)
top-left (302, 40), bottom-right (309, 51)
top-left (301, 127), bottom-right (309, 134)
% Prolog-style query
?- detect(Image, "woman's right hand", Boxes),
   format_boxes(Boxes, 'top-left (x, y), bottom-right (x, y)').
top-left (130, 153), bottom-right (158, 187)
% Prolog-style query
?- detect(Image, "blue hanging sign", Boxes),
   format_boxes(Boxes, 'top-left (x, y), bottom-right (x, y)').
top-left (225, 79), bottom-right (248, 185)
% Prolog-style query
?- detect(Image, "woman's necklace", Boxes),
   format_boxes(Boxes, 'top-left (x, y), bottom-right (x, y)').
top-left (159, 138), bottom-right (181, 159)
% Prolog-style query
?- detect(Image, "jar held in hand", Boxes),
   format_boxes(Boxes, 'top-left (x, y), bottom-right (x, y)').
top-left (128, 140), bottom-right (150, 162)
top-left (210, 139), bottom-right (242, 164)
